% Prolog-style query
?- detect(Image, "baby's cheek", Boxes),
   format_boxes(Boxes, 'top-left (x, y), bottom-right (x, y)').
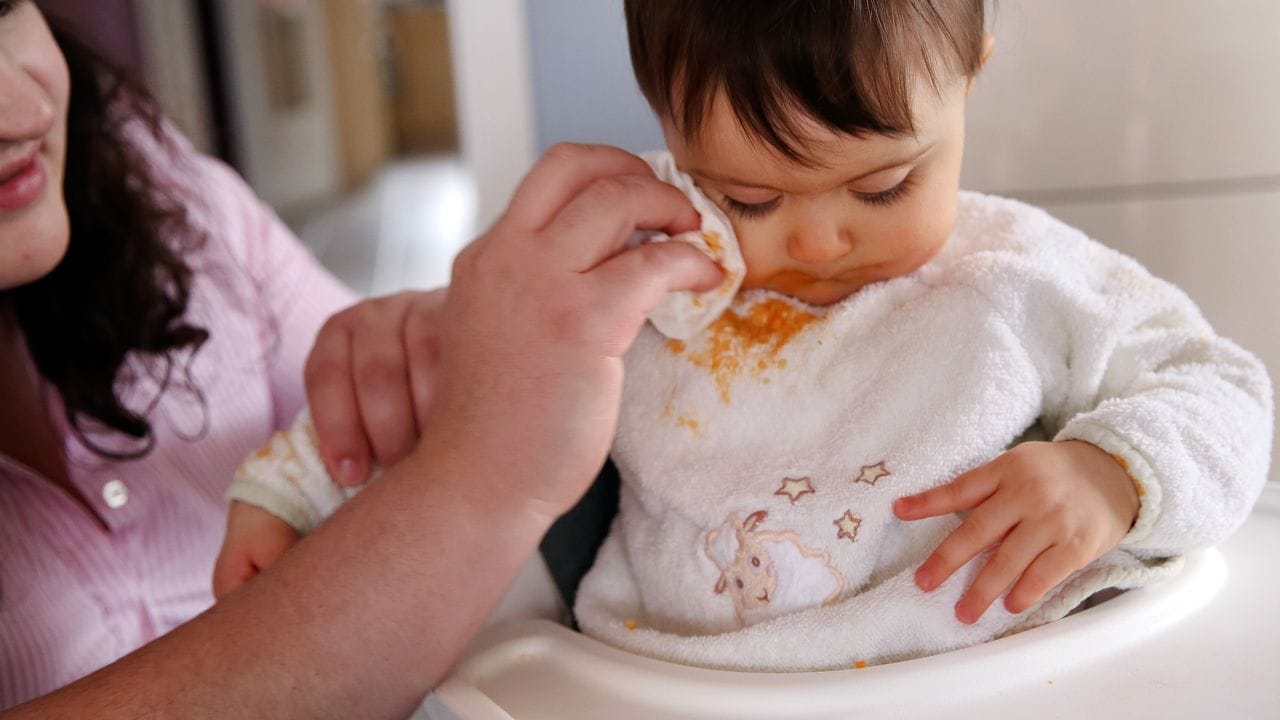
top-left (893, 208), bottom-right (955, 271)
top-left (735, 226), bottom-right (781, 287)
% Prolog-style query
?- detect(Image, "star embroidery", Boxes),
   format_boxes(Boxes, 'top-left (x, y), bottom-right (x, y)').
top-left (854, 461), bottom-right (891, 486)
top-left (834, 510), bottom-right (862, 542)
top-left (774, 476), bottom-right (815, 504)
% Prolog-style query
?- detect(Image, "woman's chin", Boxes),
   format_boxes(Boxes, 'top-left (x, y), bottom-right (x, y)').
top-left (0, 203), bottom-right (71, 290)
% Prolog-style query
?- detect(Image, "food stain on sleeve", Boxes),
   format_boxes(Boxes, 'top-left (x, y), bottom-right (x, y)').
top-left (1109, 452), bottom-right (1144, 497)
top-left (676, 415), bottom-right (704, 437)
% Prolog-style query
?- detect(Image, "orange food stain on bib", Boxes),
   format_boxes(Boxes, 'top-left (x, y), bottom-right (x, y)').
top-left (667, 298), bottom-right (817, 402)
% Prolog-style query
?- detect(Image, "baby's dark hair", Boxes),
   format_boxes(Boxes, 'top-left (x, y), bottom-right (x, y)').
top-left (625, 0), bottom-right (987, 164)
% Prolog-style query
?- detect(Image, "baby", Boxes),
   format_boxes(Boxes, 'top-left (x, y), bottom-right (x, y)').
top-left (215, 0), bottom-right (1273, 672)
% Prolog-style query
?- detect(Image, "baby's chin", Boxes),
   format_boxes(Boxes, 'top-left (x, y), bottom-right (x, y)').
top-left (749, 275), bottom-right (865, 307)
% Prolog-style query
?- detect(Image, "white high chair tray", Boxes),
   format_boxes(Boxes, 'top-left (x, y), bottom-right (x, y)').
top-left (430, 484), bottom-right (1280, 719)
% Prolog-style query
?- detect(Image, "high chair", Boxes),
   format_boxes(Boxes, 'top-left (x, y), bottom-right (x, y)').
top-left (416, 482), bottom-right (1280, 719)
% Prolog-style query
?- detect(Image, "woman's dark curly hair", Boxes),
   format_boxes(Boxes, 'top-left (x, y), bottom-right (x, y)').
top-left (6, 21), bottom-right (209, 459)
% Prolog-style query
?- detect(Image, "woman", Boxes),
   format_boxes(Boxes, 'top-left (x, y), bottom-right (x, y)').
top-left (0, 0), bottom-right (360, 704)
top-left (2, 3), bottom-right (718, 716)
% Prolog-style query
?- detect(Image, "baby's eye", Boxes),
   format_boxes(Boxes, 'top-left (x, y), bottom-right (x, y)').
top-left (722, 194), bottom-right (781, 220)
top-left (851, 174), bottom-right (914, 208)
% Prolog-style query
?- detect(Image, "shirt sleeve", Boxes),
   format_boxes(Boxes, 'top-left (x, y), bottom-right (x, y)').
top-left (190, 155), bottom-right (360, 429)
top-left (227, 409), bottom-right (360, 533)
top-left (974, 203), bottom-right (1273, 558)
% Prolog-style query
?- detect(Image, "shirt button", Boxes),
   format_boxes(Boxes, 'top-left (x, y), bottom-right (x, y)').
top-left (102, 479), bottom-right (129, 509)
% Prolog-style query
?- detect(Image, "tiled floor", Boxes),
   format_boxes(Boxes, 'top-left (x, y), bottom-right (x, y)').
top-left (296, 155), bottom-right (476, 297)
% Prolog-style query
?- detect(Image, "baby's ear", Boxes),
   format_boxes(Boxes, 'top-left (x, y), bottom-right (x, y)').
top-left (967, 34), bottom-right (997, 96)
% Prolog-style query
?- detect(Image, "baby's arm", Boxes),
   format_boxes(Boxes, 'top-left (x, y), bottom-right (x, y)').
top-left (212, 500), bottom-right (300, 599)
top-left (1027, 237), bottom-right (1272, 555)
top-left (213, 409), bottom-right (359, 598)
top-left (900, 217), bottom-right (1272, 621)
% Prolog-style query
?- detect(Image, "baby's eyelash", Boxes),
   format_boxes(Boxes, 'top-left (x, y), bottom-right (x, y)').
top-left (722, 176), bottom-right (912, 219)
top-left (722, 195), bottom-right (781, 220)
top-left (853, 176), bottom-right (914, 207)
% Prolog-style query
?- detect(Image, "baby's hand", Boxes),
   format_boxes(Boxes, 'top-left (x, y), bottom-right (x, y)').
top-left (893, 441), bottom-right (1139, 623)
top-left (212, 500), bottom-right (300, 600)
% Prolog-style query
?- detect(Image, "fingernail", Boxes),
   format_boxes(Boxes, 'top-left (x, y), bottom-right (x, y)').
top-left (893, 498), bottom-right (912, 517)
top-left (337, 458), bottom-right (361, 485)
top-left (915, 570), bottom-right (935, 592)
top-left (956, 604), bottom-right (975, 624)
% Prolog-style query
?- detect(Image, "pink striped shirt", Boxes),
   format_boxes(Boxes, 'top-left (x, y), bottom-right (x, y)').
top-left (0, 134), bottom-right (356, 708)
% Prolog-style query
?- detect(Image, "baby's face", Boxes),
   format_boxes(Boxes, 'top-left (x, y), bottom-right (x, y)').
top-left (665, 77), bottom-right (970, 306)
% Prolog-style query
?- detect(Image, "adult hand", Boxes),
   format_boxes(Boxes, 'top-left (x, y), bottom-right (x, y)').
top-left (893, 440), bottom-right (1140, 623)
top-left (425, 143), bottom-right (723, 524)
top-left (304, 289), bottom-right (446, 485)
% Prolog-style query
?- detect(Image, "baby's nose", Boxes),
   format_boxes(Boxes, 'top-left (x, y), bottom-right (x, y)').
top-left (786, 225), bottom-right (855, 264)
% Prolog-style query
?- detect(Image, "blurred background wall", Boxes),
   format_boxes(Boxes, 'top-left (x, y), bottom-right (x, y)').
top-left (526, 0), bottom-right (661, 155)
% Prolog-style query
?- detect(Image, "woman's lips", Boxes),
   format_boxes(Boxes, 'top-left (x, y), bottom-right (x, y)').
top-left (0, 147), bottom-right (47, 213)
top-left (0, 143), bottom-right (40, 181)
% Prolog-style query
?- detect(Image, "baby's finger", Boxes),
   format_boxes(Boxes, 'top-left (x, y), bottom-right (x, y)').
top-left (894, 465), bottom-right (1000, 520)
top-left (914, 501), bottom-right (1017, 592)
top-left (1004, 545), bottom-right (1079, 614)
top-left (954, 524), bottom-right (1048, 623)
top-left (304, 316), bottom-right (371, 486)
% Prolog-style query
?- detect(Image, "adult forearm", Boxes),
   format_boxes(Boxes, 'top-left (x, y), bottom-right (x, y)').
top-left (6, 443), bottom-right (551, 720)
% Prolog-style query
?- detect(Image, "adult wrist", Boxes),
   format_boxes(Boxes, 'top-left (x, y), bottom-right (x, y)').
top-left (406, 429), bottom-right (567, 539)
